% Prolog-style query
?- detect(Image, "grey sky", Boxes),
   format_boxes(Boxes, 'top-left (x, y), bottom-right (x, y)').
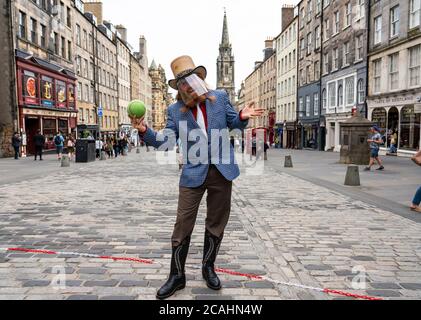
top-left (102, 0), bottom-right (298, 95)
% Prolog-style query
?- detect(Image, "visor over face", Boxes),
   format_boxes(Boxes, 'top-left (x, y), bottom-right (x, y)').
top-left (177, 73), bottom-right (209, 107)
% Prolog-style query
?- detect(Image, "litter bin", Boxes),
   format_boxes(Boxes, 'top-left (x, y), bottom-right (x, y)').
top-left (76, 139), bottom-right (96, 163)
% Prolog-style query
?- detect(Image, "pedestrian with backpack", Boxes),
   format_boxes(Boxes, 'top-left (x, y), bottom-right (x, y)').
top-left (54, 132), bottom-right (64, 161)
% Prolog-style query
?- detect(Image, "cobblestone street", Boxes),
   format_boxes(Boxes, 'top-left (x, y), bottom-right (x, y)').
top-left (0, 149), bottom-right (420, 300)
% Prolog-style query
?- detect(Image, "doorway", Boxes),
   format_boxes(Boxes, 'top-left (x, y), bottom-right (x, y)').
top-left (387, 107), bottom-right (399, 148)
top-left (25, 117), bottom-right (40, 155)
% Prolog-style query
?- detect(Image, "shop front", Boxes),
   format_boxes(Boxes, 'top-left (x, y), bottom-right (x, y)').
top-left (16, 50), bottom-right (77, 155)
top-left (268, 112), bottom-right (276, 145)
top-left (284, 122), bottom-right (297, 149)
top-left (301, 121), bottom-right (319, 150)
top-left (368, 93), bottom-right (421, 156)
top-left (274, 124), bottom-right (283, 148)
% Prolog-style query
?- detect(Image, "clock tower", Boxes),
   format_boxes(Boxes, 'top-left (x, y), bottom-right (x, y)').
top-left (216, 10), bottom-right (235, 104)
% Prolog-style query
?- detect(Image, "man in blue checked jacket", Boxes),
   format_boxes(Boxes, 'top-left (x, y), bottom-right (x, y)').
top-left (131, 56), bottom-right (264, 300)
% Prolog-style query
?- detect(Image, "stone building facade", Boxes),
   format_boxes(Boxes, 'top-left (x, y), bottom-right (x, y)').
top-left (275, 8), bottom-right (298, 149)
top-left (135, 35), bottom-right (153, 127)
top-left (244, 62), bottom-right (262, 130)
top-left (115, 26), bottom-right (131, 128)
top-left (321, 0), bottom-right (369, 152)
top-left (260, 43), bottom-right (277, 144)
top-left (10, 0), bottom-right (77, 155)
top-left (74, 1), bottom-right (95, 129)
top-left (94, 22), bottom-right (118, 135)
top-left (297, 0), bottom-right (323, 150)
top-left (130, 54), bottom-right (141, 102)
top-left (367, 0), bottom-right (421, 156)
top-left (0, 0), bottom-right (17, 157)
top-left (149, 60), bottom-right (170, 131)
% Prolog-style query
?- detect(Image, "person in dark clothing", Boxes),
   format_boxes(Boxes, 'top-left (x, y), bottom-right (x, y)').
top-left (113, 139), bottom-right (119, 158)
top-left (230, 136), bottom-right (235, 148)
top-left (118, 139), bottom-right (124, 155)
top-left (33, 130), bottom-right (45, 161)
top-left (264, 141), bottom-right (269, 161)
top-left (12, 132), bottom-right (21, 160)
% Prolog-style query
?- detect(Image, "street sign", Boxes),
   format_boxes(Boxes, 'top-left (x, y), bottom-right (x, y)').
top-left (97, 105), bottom-right (103, 117)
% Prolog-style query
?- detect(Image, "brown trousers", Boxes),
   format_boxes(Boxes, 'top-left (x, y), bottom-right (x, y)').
top-left (171, 165), bottom-right (233, 247)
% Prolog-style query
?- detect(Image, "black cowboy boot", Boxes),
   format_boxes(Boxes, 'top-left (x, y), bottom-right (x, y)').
top-left (202, 230), bottom-right (222, 290)
top-left (156, 237), bottom-right (190, 300)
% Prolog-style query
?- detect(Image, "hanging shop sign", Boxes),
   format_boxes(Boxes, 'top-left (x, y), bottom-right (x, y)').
top-left (41, 75), bottom-right (54, 108)
top-left (56, 80), bottom-right (67, 108)
top-left (23, 70), bottom-right (38, 105)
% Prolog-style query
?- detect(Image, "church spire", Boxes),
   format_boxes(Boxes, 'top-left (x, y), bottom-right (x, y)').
top-left (221, 9), bottom-right (230, 47)
top-left (216, 9), bottom-right (235, 104)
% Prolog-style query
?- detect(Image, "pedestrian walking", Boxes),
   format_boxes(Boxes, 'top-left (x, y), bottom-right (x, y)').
top-left (67, 135), bottom-right (75, 161)
top-left (410, 150), bottom-right (421, 213)
top-left (364, 126), bottom-right (385, 171)
top-left (131, 55), bottom-right (264, 300)
top-left (118, 138), bottom-right (124, 155)
top-left (54, 132), bottom-right (64, 161)
top-left (113, 139), bottom-right (119, 158)
top-left (264, 141), bottom-right (269, 161)
top-left (389, 130), bottom-right (398, 154)
top-left (95, 138), bottom-right (103, 158)
top-left (105, 139), bottom-right (113, 158)
top-left (12, 132), bottom-right (21, 160)
top-left (33, 129), bottom-right (45, 161)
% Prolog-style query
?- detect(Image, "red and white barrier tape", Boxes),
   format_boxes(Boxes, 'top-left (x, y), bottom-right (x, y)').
top-left (0, 247), bottom-right (382, 300)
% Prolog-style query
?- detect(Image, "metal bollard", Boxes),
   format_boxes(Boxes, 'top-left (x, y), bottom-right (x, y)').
top-left (61, 155), bottom-right (70, 167)
top-left (136, 147), bottom-right (140, 154)
top-left (284, 155), bottom-right (293, 168)
top-left (344, 165), bottom-right (360, 186)
top-left (100, 151), bottom-right (107, 161)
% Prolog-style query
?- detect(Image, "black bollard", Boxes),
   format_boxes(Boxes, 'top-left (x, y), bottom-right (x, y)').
top-left (344, 165), bottom-right (360, 186)
top-left (284, 155), bottom-right (293, 168)
top-left (61, 155), bottom-right (70, 167)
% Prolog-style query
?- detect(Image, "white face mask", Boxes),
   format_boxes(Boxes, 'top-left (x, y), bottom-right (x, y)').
top-left (177, 74), bottom-right (209, 106)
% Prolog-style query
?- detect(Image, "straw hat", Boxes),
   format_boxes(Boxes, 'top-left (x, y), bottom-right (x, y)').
top-left (168, 56), bottom-right (207, 90)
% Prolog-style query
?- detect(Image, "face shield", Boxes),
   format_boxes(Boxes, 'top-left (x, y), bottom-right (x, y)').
top-left (177, 73), bottom-right (209, 107)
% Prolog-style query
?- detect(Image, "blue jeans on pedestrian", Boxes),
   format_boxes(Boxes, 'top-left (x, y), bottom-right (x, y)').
top-left (390, 144), bottom-right (397, 153)
top-left (413, 186), bottom-right (421, 206)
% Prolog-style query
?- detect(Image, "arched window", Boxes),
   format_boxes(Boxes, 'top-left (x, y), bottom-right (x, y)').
top-left (345, 76), bottom-right (355, 105)
top-left (338, 85), bottom-right (343, 106)
top-left (400, 106), bottom-right (421, 150)
top-left (371, 107), bottom-right (387, 132)
top-left (357, 79), bottom-right (365, 104)
top-left (322, 89), bottom-right (327, 109)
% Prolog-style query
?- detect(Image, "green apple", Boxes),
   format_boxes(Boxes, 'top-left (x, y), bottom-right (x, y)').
top-left (128, 100), bottom-right (146, 118)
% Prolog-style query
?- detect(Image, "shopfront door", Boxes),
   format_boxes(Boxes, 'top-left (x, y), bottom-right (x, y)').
top-left (24, 117), bottom-right (40, 155)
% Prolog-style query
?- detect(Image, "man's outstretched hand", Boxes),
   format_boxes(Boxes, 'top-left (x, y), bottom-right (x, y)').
top-left (130, 116), bottom-right (147, 134)
top-left (241, 102), bottom-right (265, 120)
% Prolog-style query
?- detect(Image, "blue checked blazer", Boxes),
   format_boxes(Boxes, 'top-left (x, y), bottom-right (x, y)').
top-left (143, 90), bottom-right (248, 188)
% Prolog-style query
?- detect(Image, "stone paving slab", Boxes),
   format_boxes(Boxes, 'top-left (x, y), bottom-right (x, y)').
top-left (0, 149), bottom-right (420, 300)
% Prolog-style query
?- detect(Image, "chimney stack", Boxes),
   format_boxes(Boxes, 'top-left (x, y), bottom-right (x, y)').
top-left (281, 4), bottom-right (295, 32)
top-left (115, 25), bottom-right (127, 42)
top-left (263, 38), bottom-right (274, 60)
top-left (84, 1), bottom-right (103, 25)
